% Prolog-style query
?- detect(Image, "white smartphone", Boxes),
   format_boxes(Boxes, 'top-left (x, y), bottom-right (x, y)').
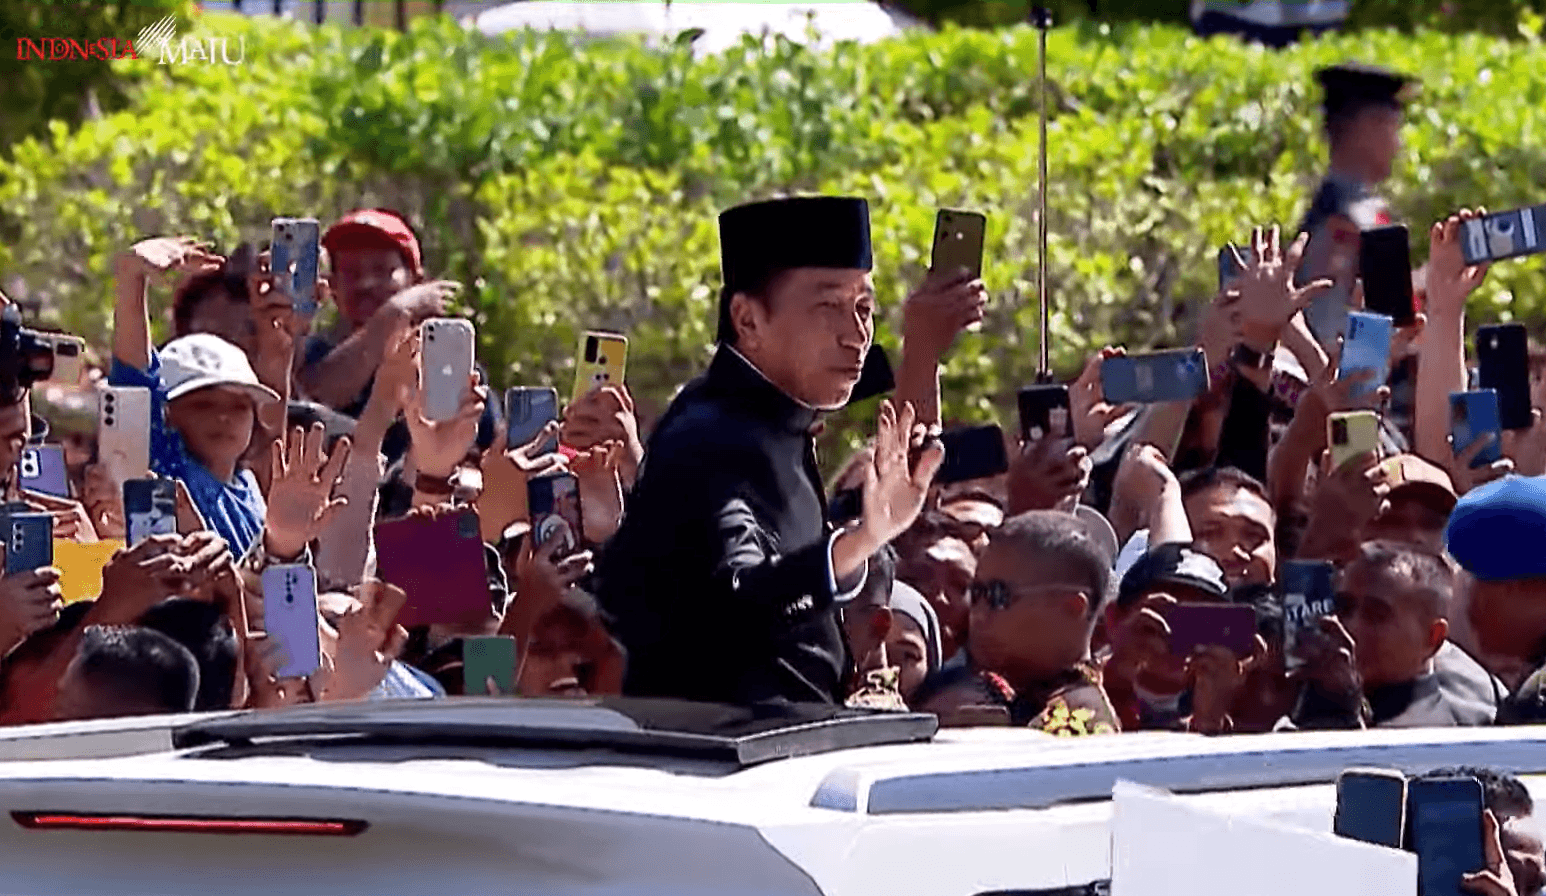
top-left (420, 318), bottom-right (476, 422)
top-left (43, 334), bottom-right (86, 384)
top-left (270, 217), bottom-right (321, 316)
top-left (261, 564), bottom-right (321, 679)
top-left (98, 386), bottom-right (152, 486)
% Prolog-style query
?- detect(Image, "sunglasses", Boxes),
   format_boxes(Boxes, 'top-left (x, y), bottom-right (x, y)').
top-left (969, 580), bottom-right (1087, 611)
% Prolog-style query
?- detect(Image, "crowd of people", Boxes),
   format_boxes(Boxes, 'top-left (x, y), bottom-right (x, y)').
top-left (0, 50), bottom-right (1545, 879)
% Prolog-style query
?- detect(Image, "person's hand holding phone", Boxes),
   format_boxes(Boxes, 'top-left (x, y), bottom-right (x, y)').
top-left (569, 439), bottom-right (627, 544)
top-left (1186, 639), bottom-right (1265, 734)
top-left (383, 280), bottom-right (460, 327)
top-left (81, 463), bottom-right (126, 540)
top-left (1311, 342), bottom-right (1387, 417)
top-left (243, 632), bottom-right (313, 709)
top-left (246, 250), bottom-right (301, 387)
top-left (317, 579), bottom-right (409, 702)
top-left (403, 371), bottom-right (485, 480)
top-left (1224, 226), bottom-right (1333, 352)
top-left (1428, 209), bottom-right (1492, 323)
top-left (1071, 347), bottom-right (1137, 449)
top-left (1006, 436), bottom-right (1090, 515)
top-left (173, 530), bottom-right (237, 604)
top-left (93, 534), bottom-right (186, 624)
top-left (19, 489), bottom-right (97, 544)
top-left (1290, 614), bottom-right (1361, 705)
top-left (263, 424), bottom-right (351, 561)
top-left (1447, 431), bottom-right (1515, 495)
top-left (0, 562), bottom-right (63, 649)
top-left (1462, 810), bottom-right (1523, 896)
top-left (503, 530), bottom-right (593, 644)
top-left (560, 384), bottom-right (643, 485)
top-left (901, 268), bottom-right (988, 363)
top-left (477, 421), bottom-right (568, 542)
top-left (1306, 450), bottom-right (1391, 541)
top-left (1104, 593), bottom-right (1177, 686)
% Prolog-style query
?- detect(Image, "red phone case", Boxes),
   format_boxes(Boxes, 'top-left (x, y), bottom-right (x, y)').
top-left (1165, 603), bottom-right (1257, 659)
top-left (373, 508), bottom-right (491, 628)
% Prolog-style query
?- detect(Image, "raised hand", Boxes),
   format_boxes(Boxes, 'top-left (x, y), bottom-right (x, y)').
top-left (318, 580), bottom-right (409, 702)
top-left (244, 633), bottom-right (312, 709)
top-left (902, 269), bottom-right (988, 362)
top-left (1428, 209), bottom-right (1491, 320)
top-left (0, 564), bottom-right (62, 648)
top-left (1071, 347), bottom-right (1137, 449)
top-left (1225, 226), bottom-right (1332, 348)
top-left (94, 534), bottom-right (187, 624)
top-left (561, 384), bottom-right (644, 483)
top-left (569, 439), bottom-right (627, 544)
top-left (403, 372), bottom-right (486, 480)
top-left (858, 400), bottom-right (945, 548)
top-left (1007, 436), bottom-right (1091, 514)
top-left (384, 280), bottom-right (461, 325)
top-left (477, 422), bottom-right (568, 542)
top-left (119, 236), bottom-right (223, 279)
top-left (264, 424), bottom-right (351, 561)
top-left (1448, 432), bottom-right (1515, 494)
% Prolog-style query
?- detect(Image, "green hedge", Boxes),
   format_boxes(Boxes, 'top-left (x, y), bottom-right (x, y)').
top-left (4, 15), bottom-right (1546, 458)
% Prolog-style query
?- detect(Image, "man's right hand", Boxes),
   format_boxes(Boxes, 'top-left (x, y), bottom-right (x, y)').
top-left (1006, 436), bottom-right (1091, 514)
top-left (1112, 443), bottom-right (1179, 517)
top-left (901, 269), bottom-right (987, 362)
top-left (95, 534), bottom-right (187, 624)
top-left (381, 280), bottom-right (460, 326)
top-left (0, 565), bottom-right (63, 646)
top-left (117, 237), bottom-right (223, 280)
top-left (1427, 209), bottom-right (1491, 322)
top-left (1448, 432), bottom-right (1516, 494)
top-left (1104, 593), bottom-right (1176, 684)
top-left (1310, 450), bottom-right (1391, 533)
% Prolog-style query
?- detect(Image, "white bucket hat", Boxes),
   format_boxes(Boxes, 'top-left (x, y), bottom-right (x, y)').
top-left (160, 333), bottom-right (280, 405)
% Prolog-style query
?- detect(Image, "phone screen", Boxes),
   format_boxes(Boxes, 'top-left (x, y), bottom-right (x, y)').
top-left (1017, 384), bottom-right (1071, 443)
top-left (1338, 312), bottom-right (1394, 401)
top-left (1335, 771), bottom-right (1407, 848)
top-left (1476, 324), bottom-right (1532, 431)
top-left (1100, 349), bottom-right (1209, 405)
top-left (463, 635), bottom-right (517, 696)
top-left (505, 387), bottom-right (560, 452)
top-left (528, 473), bottom-right (584, 560)
top-left (1280, 560), bottom-right (1335, 672)
top-left (935, 425), bottom-right (1010, 486)
top-left (1409, 777), bottom-right (1486, 896)
top-left (123, 479), bottom-right (177, 546)
top-left (1358, 225), bottom-right (1416, 327)
top-left (1450, 390), bottom-right (1503, 469)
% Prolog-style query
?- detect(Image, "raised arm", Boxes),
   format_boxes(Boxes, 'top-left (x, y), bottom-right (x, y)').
top-left (112, 237), bottom-right (223, 371)
top-left (1416, 211), bottom-right (1490, 464)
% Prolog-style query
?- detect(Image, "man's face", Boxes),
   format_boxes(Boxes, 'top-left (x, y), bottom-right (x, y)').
top-left (330, 244), bottom-right (412, 329)
top-left (1334, 563), bottom-right (1444, 688)
top-left (1504, 813), bottom-right (1546, 896)
top-left (897, 535), bottom-right (976, 659)
top-left (185, 288), bottom-right (256, 356)
top-left (1363, 492), bottom-right (1449, 554)
top-left (0, 397), bottom-right (30, 491)
top-left (1185, 484), bottom-right (1276, 587)
top-left (886, 614), bottom-right (931, 704)
top-left (739, 267), bottom-right (873, 410)
top-left (1354, 107), bottom-right (1403, 183)
top-left (166, 387), bottom-right (255, 470)
top-left (967, 541), bottom-right (1088, 686)
top-left (940, 498), bottom-right (1003, 555)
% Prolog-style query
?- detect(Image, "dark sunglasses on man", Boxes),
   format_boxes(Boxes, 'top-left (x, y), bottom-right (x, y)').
top-left (969, 579), bottom-right (1088, 612)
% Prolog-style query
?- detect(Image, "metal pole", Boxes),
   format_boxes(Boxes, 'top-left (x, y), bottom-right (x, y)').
top-left (395, 0), bottom-right (407, 30)
top-left (1033, 6), bottom-right (1052, 381)
top-left (352, 0), bottom-right (364, 26)
top-left (314, 0), bottom-right (324, 24)
top-left (272, 0), bottom-right (282, 16)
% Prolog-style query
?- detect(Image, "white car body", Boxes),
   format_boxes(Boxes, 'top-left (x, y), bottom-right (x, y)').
top-left (0, 699), bottom-right (1540, 896)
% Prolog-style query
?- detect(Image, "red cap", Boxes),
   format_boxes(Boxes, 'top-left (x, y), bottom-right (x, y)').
top-left (322, 209), bottom-right (423, 276)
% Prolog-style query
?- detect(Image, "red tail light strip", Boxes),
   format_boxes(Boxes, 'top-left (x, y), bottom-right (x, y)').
top-left (12, 813), bottom-right (366, 836)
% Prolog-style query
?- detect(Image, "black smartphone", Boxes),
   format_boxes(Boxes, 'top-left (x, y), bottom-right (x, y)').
top-left (829, 487), bottom-right (862, 524)
top-left (935, 424), bottom-right (1010, 487)
top-left (1359, 224), bottom-right (1416, 327)
top-left (1017, 384), bottom-right (1071, 443)
top-left (1407, 775), bottom-right (1487, 896)
top-left (1335, 767), bottom-right (1408, 849)
top-left (1280, 559), bottom-right (1336, 674)
top-left (848, 343), bottom-right (896, 405)
top-left (1476, 323), bottom-right (1533, 431)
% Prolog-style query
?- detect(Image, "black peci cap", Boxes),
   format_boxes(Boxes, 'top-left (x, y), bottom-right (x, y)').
top-left (1316, 62), bottom-right (1416, 121)
top-left (716, 196), bottom-right (873, 343)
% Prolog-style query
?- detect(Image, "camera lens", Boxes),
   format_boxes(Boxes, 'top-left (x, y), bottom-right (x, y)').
top-left (598, 355), bottom-right (607, 365)
top-left (585, 337), bottom-right (599, 364)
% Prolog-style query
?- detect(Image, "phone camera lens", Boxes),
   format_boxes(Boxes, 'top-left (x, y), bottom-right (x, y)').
top-left (584, 338), bottom-right (599, 364)
top-left (597, 355), bottom-right (608, 365)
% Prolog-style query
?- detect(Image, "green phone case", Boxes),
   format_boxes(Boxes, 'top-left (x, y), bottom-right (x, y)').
top-left (462, 636), bottom-right (517, 696)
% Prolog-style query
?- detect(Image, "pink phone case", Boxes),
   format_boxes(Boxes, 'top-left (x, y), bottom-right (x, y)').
top-left (1165, 603), bottom-right (1258, 659)
top-left (373, 508), bottom-right (491, 628)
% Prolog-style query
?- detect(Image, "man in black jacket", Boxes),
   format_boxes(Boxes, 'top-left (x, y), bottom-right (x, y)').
top-left (595, 196), bottom-right (945, 706)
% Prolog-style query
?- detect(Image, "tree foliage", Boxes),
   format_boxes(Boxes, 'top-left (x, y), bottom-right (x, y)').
top-left (3, 15), bottom-right (1546, 461)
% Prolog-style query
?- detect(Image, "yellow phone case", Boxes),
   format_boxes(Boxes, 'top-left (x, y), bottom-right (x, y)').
top-left (1327, 411), bottom-right (1380, 471)
top-left (54, 539), bottom-right (125, 605)
top-left (572, 331), bottom-right (628, 405)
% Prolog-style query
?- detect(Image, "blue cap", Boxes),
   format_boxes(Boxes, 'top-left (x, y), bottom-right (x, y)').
top-left (1443, 476), bottom-right (1546, 581)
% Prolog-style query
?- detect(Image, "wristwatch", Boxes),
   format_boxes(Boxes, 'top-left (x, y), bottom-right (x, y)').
top-left (1230, 342), bottom-right (1274, 371)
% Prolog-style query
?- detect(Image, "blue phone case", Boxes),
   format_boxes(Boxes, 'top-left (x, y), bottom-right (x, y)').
top-left (123, 478), bottom-right (178, 545)
top-left (4, 513), bottom-right (53, 575)
top-left (1338, 311), bottom-right (1393, 401)
top-left (1451, 390), bottom-right (1504, 469)
top-left (18, 445), bottom-right (70, 499)
top-left (505, 387), bottom-right (560, 453)
top-left (1408, 776), bottom-right (1486, 896)
top-left (271, 218), bottom-right (321, 316)
top-left (1100, 349), bottom-right (1209, 405)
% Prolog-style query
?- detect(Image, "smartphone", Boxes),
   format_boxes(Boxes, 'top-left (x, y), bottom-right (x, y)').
top-left (260, 564), bottom-right (321, 679)
top-left (528, 472), bottom-right (584, 561)
top-left (1359, 225), bottom-right (1416, 327)
top-left (1407, 775), bottom-right (1487, 896)
top-left (829, 486), bottom-right (862, 525)
top-left (1326, 411), bottom-right (1380, 472)
top-left (1100, 348), bottom-right (1209, 405)
top-left (1280, 559), bottom-right (1336, 673)
top-left (505, 386), bottom-right (560, 453)
top-left (1217, 244), bottom-right (1253, 290)
top-left (931, 209), bottom-right (987, 279)
top-left (42, 334), bottom-right (86, 385)
top-left (270, 217), bottom-right (322, 316)
top-left (572, 331), bottom-right (628, 405)
top-left (1450, 390), bottom-right (1504, 469)
top-left (420, 318), bottom-right (476, 422)
top-left (1017, 384), bottom-right (1072, 443)
top-left (98, 386), bottom-right (151, 485)
top-left (3, 514), bottom-right (53, 576)
top-left (373, 507), bottom-right (491, 628)
top-left (1164, 603), bottom-right (1258, 659)
top-left (1337, 311), bottom-right (1394, 402)
top-left (1335, 767), bottom-right (1408, 849)
top-left (1476, 323), bottom-right (1533, 431)
top-left (18, 444), bottom-right (70, 499)
top-left (462, 635), bottom-right (517, 696)
top-left (848, 343), bottom-right (896, 404)
top-left (122, 478), bottom-right (177, 546)
top-left (935, 424), bottom-right (1011, 487)
top-left (1461, 204), bottom-right (1546, 266)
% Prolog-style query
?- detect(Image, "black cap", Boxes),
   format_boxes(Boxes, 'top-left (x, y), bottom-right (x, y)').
top-left (1116, 542), bottom-right (1229, 609)
top-left (717, 196), bottom-right (873, 343)
top-left (1316, 62), bottom-right (1415, 121)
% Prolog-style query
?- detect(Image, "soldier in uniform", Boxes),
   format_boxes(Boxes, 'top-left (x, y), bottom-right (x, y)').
top-left (1298, 63), bottom-right (1416, 350)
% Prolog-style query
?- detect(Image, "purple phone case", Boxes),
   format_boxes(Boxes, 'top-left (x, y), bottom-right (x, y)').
top-left (18, 445), bottom-right (70, 499)
top-left (374, 509), bottom-right (491, 628)
top-left (1165, 603), bottom-right (1257, 659)
top-left (261, 565), bottom-right (320, 678)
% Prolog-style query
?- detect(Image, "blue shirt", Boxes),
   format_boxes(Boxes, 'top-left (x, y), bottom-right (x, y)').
top-left (108, 353), bottom-right (266, 557)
